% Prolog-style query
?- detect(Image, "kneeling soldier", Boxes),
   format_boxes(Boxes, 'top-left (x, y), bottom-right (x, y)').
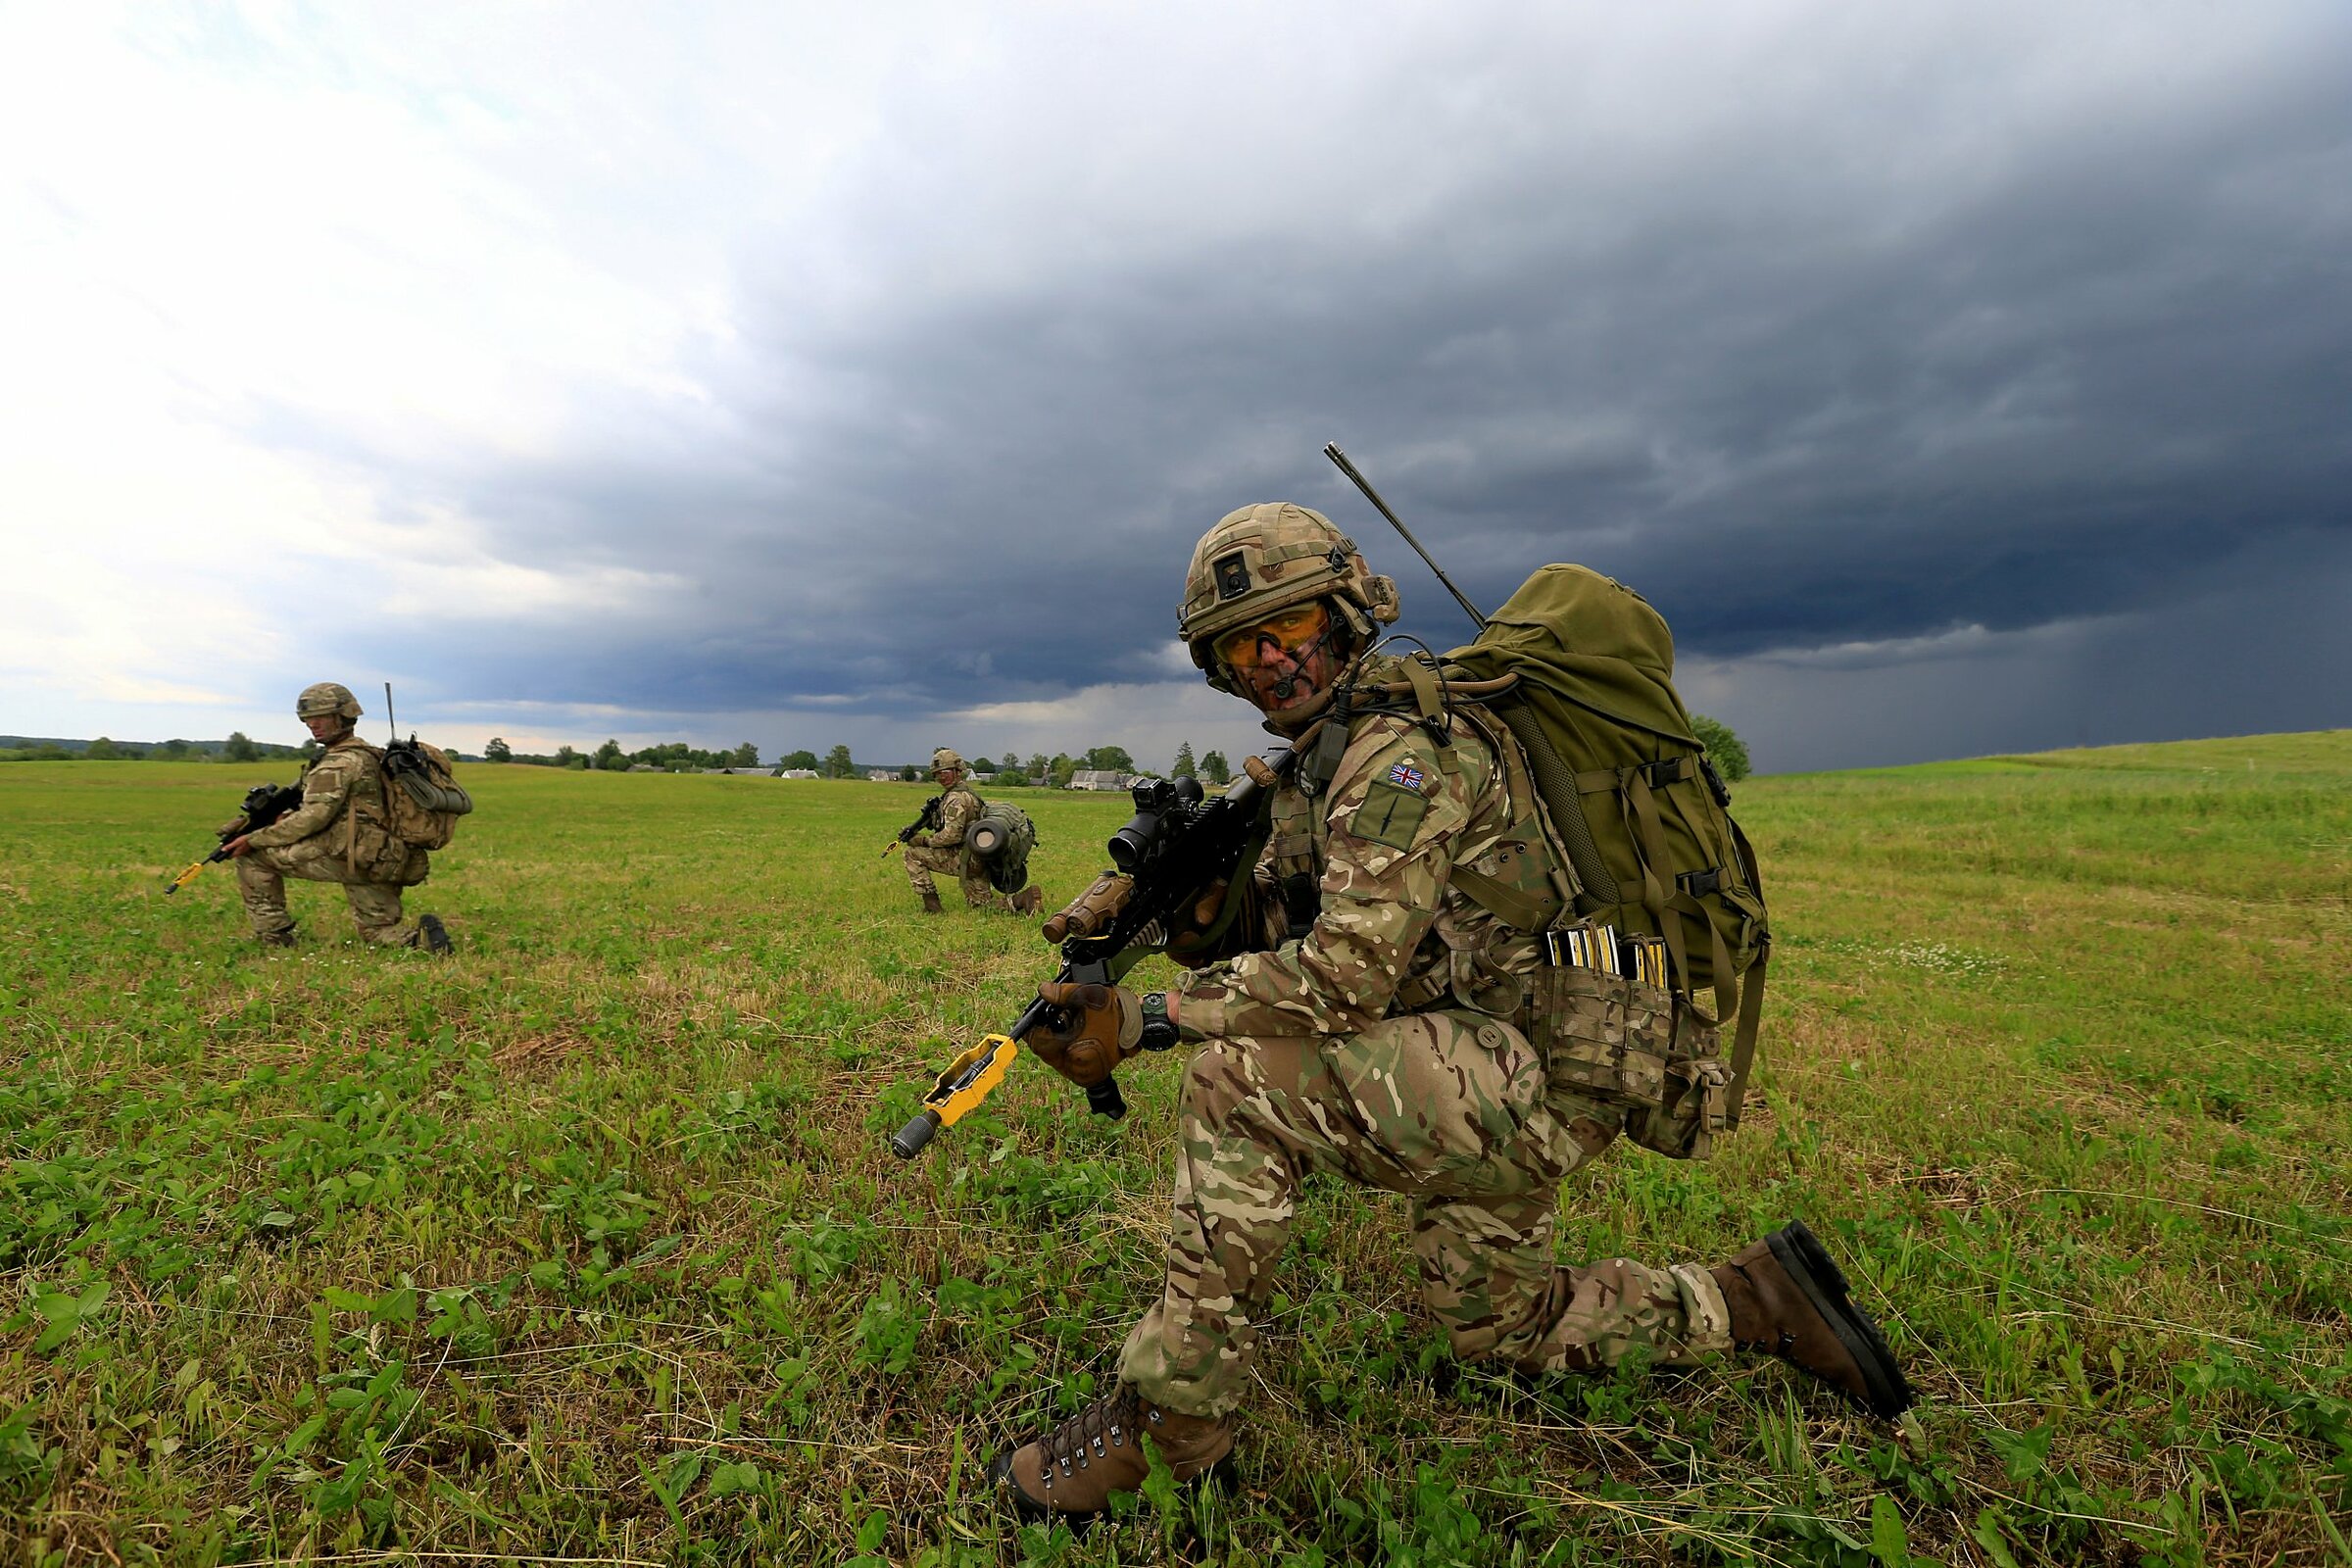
top-left (222, 682), bottom-right (452, 954)
top-left (989, 504), bottom-right (1911, 1519)
top-left (902, 747), bottom-right (1043, 916)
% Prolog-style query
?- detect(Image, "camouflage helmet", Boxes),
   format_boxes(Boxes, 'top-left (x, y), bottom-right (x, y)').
top-left (930, 747), bottom-right (965, 773)
top-left (295, 681), bottom-right (363, 721)
top-left (1178, 503), bottom-right (1398, 689)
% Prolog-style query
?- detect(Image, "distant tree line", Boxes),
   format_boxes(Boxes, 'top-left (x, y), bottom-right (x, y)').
top-left (482, 738), bottom-right (762, 771)
top-left (0, 732), bottom-right (317, 763)
top-left (10, 714), bottom-right (1751, 787)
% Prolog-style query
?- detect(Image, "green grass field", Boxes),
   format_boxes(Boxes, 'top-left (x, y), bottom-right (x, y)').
top-left (4, 734), bottom-right (2348, 1566)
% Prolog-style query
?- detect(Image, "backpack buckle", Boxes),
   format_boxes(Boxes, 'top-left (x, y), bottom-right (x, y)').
top-left (1641, 758), bottom-right (1689, 788)
top-left (1677, 866), bottom-right (1722, 898)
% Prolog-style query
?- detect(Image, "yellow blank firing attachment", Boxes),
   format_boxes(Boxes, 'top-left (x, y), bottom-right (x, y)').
top-left (890, 1034), bottom-right (1020, 1159)
top-left (166, 860), bottom-right (208, 895)
top-left (926, 1034), bottom-right (1018, 1126)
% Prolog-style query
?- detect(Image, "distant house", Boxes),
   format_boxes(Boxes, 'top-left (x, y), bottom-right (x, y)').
top-left (866, 769), bottom-right (899, 782)
top-left (776, 768), bottom-right (820, 779)
top-left (1066, 769), bottom-right (1133, 792)
top-left (628, 762), bottom-right (661, 772)
top-left (702, 766), bottom-right (772, 776)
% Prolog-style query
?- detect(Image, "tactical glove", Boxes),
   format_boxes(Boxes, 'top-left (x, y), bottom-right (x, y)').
top-left (1029, 982), bottom-right (1145, 1089)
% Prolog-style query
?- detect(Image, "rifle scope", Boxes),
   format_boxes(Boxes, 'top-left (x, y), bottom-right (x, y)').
top-left (1106, 775), bottom-right (1204, 874)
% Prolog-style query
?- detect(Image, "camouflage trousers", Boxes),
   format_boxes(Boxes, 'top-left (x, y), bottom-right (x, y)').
top-left (902, 845), bottom-right (1012, 910)
top-left (1118, 1009), bottom-right (1732, 1418)
top-left (236, 843), bottom-right (429, 946)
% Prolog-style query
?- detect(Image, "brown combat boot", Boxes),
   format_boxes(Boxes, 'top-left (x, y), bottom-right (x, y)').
top-left (920, 891), bottom-right (945, 914)
top-left (988, 1385), bottom-right (1235, 1521)
top-left (1711, 1220), bottom-right (1913, 1417)
top-left (1011, 885), bottom-right (1044, 915)
top-left (256, 923), bottom-right (298, 949)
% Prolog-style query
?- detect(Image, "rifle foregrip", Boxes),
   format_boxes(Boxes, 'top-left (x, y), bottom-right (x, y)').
top-left (1086, 1077), bottom-right (1127, 1120)
top-left (891, 1108), bottom-right (942, 1160)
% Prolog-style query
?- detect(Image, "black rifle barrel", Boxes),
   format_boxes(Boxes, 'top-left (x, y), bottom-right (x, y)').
top-left (1323, 442), bottom-right (1487, 631)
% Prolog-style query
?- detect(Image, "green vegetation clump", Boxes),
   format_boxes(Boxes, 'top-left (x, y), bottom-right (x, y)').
top-left (1, 731), bottom-right (2347, 1561)
top-left (1692, 712), bottom-right (1751, 782)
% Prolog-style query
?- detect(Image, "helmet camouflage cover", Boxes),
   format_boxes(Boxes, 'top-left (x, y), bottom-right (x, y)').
top-left (295, 681), bottom-right (363, 721)
top-left (931, 747), bottom-right (965, 773)
top-left (1178, 503), bottom-right (1399, 689)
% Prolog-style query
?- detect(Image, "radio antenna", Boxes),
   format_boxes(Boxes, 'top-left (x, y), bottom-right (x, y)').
top-left (1323, 442), bottom-right (1487, 629)
top-left (384, 682), bottom-right (397, 744)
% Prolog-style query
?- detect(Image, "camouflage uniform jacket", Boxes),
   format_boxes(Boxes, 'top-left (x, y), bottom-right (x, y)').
top-left (241, 737), bottom-right (409, 876)
top-left (912, 781), bottom-right (983, 851)
top-left (1177, 691), bottom-right (1571, 1042)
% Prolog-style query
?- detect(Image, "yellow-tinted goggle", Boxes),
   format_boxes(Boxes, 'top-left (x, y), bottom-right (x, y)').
top-left (1212, 603), bottom-right (1332, 669)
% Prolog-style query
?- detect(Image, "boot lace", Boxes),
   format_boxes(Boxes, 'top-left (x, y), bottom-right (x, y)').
top-left (1040, 1385), bottom-right (1143, 1475)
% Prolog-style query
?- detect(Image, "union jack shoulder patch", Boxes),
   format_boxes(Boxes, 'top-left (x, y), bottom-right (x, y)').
top-left (1386, 761), bottom-right (1427, 791)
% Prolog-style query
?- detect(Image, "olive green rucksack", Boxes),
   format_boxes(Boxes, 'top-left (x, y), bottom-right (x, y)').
top-left (378, 737), bottom-right (474, 851)
top-left (966, 800), bottom-right (1038, 895)
top-left (1445, 564), bottom-right (1771, 1144)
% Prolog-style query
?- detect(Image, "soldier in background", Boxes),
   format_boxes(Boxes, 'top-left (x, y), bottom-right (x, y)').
top-left (989, 504), bottom-right (1909, 1519)
top-left (221, 682), bottom-right (452, 954)
top-left (901, 747), bottom-right (1043, 916)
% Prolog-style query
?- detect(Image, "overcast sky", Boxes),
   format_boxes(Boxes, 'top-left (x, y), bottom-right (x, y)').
top-left (4, 1), bottom-right (2346, 771)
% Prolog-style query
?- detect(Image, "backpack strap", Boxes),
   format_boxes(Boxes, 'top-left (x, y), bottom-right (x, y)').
top-left (1622, 761), bottom-right (1739, 1028)
top-left (1578, 757), bottom-right (1693, 795)
top-left (1447, 837), bottom-right (1562, 932)
top-left (1723, 938), bottom-right (1768, 1129)
top-left (1720, 814), bottom-right (1769, 1127)
top-left (1300, 690), bottom-right (1353, 799)
top-left (1482, 697), bottom-right (1619, 910)
top-left (343, 743), bottom-right (383, 879)
top-left (1444, 707), bottom-right (1580, 931)
top-left (1399, 660), bottom-right (1462, 775)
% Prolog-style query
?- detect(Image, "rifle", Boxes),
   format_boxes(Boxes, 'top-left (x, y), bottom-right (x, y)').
top-left (889, 740), bottom-right (1306, 1159)
top-left (165, 781), bottom-right (306, 895)
top-left (882, 794), bottom-right (945, 858)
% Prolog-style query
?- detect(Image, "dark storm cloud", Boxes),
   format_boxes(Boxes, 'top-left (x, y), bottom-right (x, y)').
top-left (307, 5), bottom-right (2351, 765)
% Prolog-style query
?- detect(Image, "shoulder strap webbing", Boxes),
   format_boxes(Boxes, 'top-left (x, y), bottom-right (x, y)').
top-left (1484, 697), bottom-right (1618, 909)
top-left (1723, 941), bottom-right (1768, 1129)
top-left (1448, 850), bottom-right (1560, 933)
top-left (1624, 765), bottom-right (1738, 1027)
top-left (1720, 814), bottom-right (1769, 1127)
top-left (1444, 705), bottom-right (1580, 932)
